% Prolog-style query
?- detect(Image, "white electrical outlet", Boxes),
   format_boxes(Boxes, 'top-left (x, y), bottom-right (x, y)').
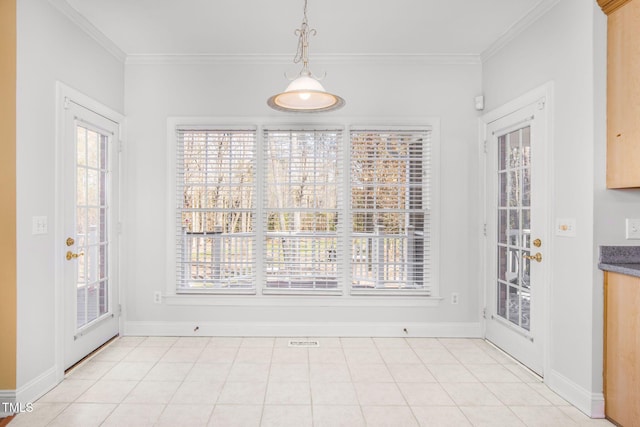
top-left (153, 291), bottom-right (162, 304)
top-left (626, 219), bottom-right (640, 239)
top-left (451, 293), bottom-right (459, 305)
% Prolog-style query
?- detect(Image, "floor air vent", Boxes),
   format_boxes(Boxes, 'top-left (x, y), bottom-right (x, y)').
top-left (288, 339), bottom-right (320, 348)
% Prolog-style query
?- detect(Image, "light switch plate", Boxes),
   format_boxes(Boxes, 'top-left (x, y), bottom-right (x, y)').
top-left (32, 216), bottom-right (48, 235)
top-left (625, 218), bottom-right (640, 239)
top-left (556, 218), bottom-right (576, 237)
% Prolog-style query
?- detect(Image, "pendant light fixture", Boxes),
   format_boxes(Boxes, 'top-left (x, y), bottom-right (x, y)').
top-left (267, 0), bottom-right (345, 113)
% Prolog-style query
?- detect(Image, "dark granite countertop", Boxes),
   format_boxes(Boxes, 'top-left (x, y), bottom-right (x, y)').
top-left (598, 246), bottom-right (640, 278)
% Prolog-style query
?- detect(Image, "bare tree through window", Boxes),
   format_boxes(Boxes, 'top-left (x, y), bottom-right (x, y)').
top-left (177, 129), bottom-right (256, 290)
top-left (264, 129), bottom-right (341, 290)
top-left (175, 125), bottom-right (433, 295)
top-left (351, 129), bottom-right (430, 292)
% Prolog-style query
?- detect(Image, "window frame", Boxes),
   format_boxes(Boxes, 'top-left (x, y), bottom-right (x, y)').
top-left (262, 126), bottom-right (344, 295)
top-left (175, 127), bottom-right (258, 294)
top-left (165, 117), bottom-right (441, 304)
top-left (349, 126), bottom-right (434, 296)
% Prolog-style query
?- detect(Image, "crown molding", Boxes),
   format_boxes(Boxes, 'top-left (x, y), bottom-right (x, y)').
top-left (48, 0), bottom-right (126, 62)
top-left (480, 0), bottom-right (562, 62)
top-left (125, 53), bottom-right (481, 66)
top-left (597, 0), bottom-right (633, 15)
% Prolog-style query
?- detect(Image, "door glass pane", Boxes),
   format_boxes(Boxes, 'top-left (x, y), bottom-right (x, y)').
top-left (498, 172), bottom-right (507, 207)
top-left (508, 210), bottom-right (520, 246)
top-left (522, 251), bottom-right (531, 290)
top-left (497, 282), bottom-right (507, 318)
top-left (76, 125), bottom-right (109, 329)
top-left (498, 245), bottom-right (507, 282)
top-left (521, 290), bottom-right (531, 331)
top-left (495, 125), bottom-right (532, 332)
top-left (87, 130), bottom-right (98, 168)
top-left (87, 169), bottom-right (99, 206)
top-left (99, 280), bottom-right (108, 316)
top-left (498, 136), bottom-right (507, 171)
top-left (498, 210), bottom-right (507, 244)
top-left (77, 128), bottom-right (87, 166)
top-left (508, 130), bottom-right (521, 168)
top-left (522, 165), bottom-right (531, 207)
top-left (522, 209), bottom-right (531, 248)
top-left (76, 207), bottom-right (86, 236)
top-left (508, 171), bottom-right (519, 207)
top-left (507, 248), bottom-right (519, 284)
top-left (522, 127), bottom-right (531, 167)
top-left (508, 285), bottom-right (519, 325)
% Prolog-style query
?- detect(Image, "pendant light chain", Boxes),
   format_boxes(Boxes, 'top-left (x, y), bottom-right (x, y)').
top-left (293, 0), bottom-right (316, 77)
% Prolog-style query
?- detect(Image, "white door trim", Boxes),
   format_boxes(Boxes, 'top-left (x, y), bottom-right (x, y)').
top-left (478, 82), bottom-right (554, 379)
top-left (54, 82), bottom-right (124, 380)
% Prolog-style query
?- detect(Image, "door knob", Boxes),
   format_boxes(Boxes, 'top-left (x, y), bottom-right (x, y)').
top-left (66, 251), bottom-right (84, 260)
top-left (533, 238), bottom-right (542, 247)
top-left (66, 237), bottom-right (75, 247)
top-left (523, 252), bottom-right (542, 263)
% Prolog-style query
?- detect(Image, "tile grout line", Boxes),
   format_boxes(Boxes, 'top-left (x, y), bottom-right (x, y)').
top-left (258, 337), bottom-right (276, 427)
top-left (204, 337), bottom-right (237, 427)
top-left (338, 337), bottom-right (366, 424)
top-left (375, 337), bottom-right (421, 426)
top-left (306, 337), bottom-right (314, 426)
top-left (52, 339), bottom-right (142, 426)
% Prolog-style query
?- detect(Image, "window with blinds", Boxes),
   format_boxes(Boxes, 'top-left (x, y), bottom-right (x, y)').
top-left (263, 128), bottom-right (342, 291)
top-left (176, 128), bottom-right (257, 292)
top-left (350, 128), bottom-right (432, 294)
top-left (173, 123), bottom-right (436, 296)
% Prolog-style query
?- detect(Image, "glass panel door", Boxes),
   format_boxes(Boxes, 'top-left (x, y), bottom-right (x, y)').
top-left (75, 125), bottom-right (110, 328)
top-left (496, 127), bottom-right (531, 331)
top-left (63, 98), bottom-right (120, 369)
top-left (484, 95), bottom-right (548, 377)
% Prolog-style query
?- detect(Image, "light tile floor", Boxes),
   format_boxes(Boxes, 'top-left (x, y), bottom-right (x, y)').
top-left (9, 337), bottom-right (614, 427)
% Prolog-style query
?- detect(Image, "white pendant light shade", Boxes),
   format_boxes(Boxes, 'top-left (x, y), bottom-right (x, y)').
top-left (267, 75), bottom-right (345, 112)
top-left (267, 0), bottom-right (345, 113)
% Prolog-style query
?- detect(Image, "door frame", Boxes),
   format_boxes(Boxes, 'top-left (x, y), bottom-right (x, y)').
top-left (478, 82), bottom-right (554, 378)
top-left (54, 82), bottom-right (124, 380)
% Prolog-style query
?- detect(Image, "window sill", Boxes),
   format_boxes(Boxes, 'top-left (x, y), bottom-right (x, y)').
top-left (350, 289), bottom-right (432, 297)
top-left (262, 288), bottom-right (343, 297)
top-left (176, 288), bottom-right (256, 296)
top-left (163, 293), bottom-right (443, 307)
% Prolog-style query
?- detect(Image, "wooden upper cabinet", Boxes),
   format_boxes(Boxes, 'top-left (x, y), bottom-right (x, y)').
top-left (605, 0), bottom-right (640, 188)
top-left (598, 0), bottom-right (633, 15)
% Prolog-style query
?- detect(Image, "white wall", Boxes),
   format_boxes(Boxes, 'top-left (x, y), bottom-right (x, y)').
top-left (16, 0), bottom-right (124, 394)
top-left (123, 58), bottom-right (483, 334)
top-left (483, 0), bottom-right (609, 416)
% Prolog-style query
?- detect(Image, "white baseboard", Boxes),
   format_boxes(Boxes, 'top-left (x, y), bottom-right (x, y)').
top-left (0, 367), bottom-right (57, 417)
top-left (124, 321), bottom-right (482, 338)
top-left (15, 367), bottom-right (59, 409)
top-left (0, 389), bottom-right (16, 417)
top-left (545, 369), bottom-right (605, 418)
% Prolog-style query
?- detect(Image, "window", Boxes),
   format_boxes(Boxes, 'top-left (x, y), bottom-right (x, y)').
top-left (176, 128), bottom-right (257, 292)
top-left (350, 129), bottom-right (432, 294)
top-left (174, 123), bottom-right (436, 296)
top-left (263, 128), bottom-right (343, 291)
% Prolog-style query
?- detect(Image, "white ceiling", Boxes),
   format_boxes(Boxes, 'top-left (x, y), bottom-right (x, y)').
top-left (62, 0), bottom-right (547, 56)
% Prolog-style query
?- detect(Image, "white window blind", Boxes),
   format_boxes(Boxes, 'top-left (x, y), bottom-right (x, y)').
top-left (176, 128), bottom-right (257, 292)
top-left (350, 128), bottom-right (432, 294)
top-left (263, 128), bottom-right (343, 291)
top-left (173, 123), bottom-right (437, 297)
